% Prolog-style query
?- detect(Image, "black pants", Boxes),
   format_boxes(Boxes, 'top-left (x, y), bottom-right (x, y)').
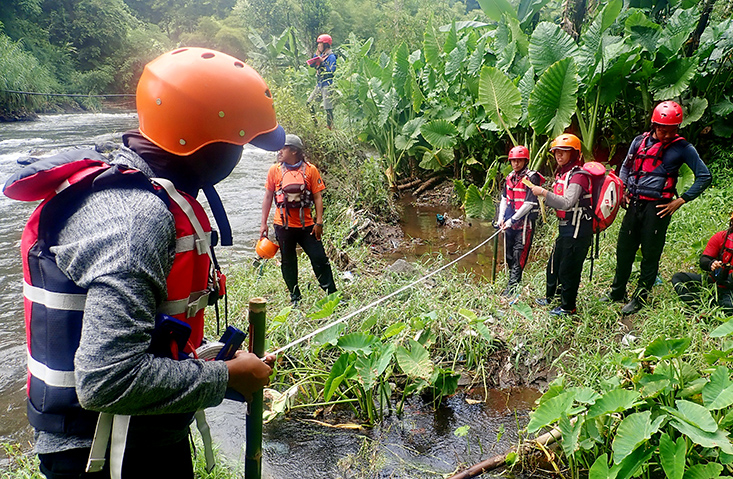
top-left (546, 234), bottom-right (592, 311)
top-left (672, 272), bottom-right (733, 315)
top-left (610, 200), bottom-right (672, 300)
top-left (275, 224), bottom-right (337, 302)
top-left (505, 224), bottom-right (534, 289)
top-left (38, 437), bottom-right (193, 479)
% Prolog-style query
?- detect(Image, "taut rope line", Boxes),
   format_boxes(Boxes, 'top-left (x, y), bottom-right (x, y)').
top-left (270, 228), bottom-right (503, 356)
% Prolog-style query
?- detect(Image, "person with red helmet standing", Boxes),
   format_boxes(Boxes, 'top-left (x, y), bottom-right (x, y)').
top-left (497, 145), bottom-right (544, 297)
top-left (603, 101), bottom-right (711, 314)
top-left (307, 33), bottom-right (337, 129)
top-left (4, 48), bottom-right (279, 478)
top-left (528, 134), bottom-right (594, 316)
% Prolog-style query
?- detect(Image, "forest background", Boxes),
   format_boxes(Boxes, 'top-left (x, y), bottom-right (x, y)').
top-left (7, 1), bottom-right (733, 478)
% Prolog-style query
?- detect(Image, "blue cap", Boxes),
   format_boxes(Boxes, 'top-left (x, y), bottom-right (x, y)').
top-left (249, 124), bottom-right (286, 151)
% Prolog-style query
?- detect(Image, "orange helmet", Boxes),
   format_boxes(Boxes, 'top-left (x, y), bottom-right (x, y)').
top-left (550, 133), bottom-right (581, 152)
top-left (137, 47), bottom-right (285, 156)
top-left (256, 237), bottom-right (279, 259)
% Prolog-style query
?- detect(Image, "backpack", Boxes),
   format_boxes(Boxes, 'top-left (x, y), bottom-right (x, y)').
top-left (582, 162), bottom-right (624, 234)
top-left (274, 162), bottom-right (314, 227)
top-left (581, 161), bottom-right (625, 280)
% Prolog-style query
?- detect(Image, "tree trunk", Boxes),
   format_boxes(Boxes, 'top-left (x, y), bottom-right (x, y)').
top-left (685, 0), bottom-right (717, 57)
top-left (560, 0), bottom-right (587, 41)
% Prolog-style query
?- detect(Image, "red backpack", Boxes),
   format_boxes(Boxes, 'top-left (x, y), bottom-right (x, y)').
top-left (582, 162), bottom-right (625, 280)
top-left (582, 162), bottom-right (624, 234)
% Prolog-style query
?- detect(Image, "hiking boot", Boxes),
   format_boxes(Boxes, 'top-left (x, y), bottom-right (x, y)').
top-left (599, 292), bottom-right (626, 303)
top-left (535, 297), bottom-right (551, 306)
top-left (549, 306), bottom-right (577, 316)
top-left (501, 287), bottom-right (517, 298)
top-left (621, 297), bottom-right (644, 315)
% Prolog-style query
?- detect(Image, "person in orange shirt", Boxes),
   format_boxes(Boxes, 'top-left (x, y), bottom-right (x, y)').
top-left (260, 134), bottom-right (337, 305)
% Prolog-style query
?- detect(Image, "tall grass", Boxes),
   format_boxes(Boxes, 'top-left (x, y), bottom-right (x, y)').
top-left (0, 34), bottom-right (59, 117)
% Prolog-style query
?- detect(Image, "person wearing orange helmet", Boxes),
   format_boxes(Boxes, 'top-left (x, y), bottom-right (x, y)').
top-left (307, 33), bottom-right (337, 129)
top-left (528, 133), bottom-right (593, 315)
top-left (4, 48), bottom-right (280, 478)
top-left (672, 211), bottom-right (733, 315)
top-left (497, 145), bottom-right (544, 297)
top-left (260, 134), bottom-right (337, 306)
top-left (604, 100), bottom-right (711, 315)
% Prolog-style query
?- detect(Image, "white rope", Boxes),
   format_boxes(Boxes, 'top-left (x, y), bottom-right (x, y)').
top-left (270, 228), bottom-right (503, 356)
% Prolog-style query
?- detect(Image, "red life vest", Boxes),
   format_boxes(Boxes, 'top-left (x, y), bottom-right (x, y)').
top-left (628, 132), bottom-right (686, 200)
top-left (720, 231), bottom-right (733, 266)
top-left (3, 150), bottom-right (216, 435)
top-left (274, 162), bottom-right (314, 227)
top-left (553, 165), bottom-right (592, 221)
top-left (505, 168), bottom-right (544, 216)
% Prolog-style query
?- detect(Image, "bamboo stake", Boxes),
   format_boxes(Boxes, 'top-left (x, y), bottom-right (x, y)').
top-left (448, 427), bottom-right (563, 479)
top-left (245, 298), bottom-right (267, 479)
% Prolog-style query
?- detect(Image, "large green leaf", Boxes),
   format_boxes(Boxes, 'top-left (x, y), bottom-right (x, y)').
top-left (576, 0), bottom-right (623, 82)
top-left (586, 389), bottom-right (641, 418)
top-left (644, 337), bottom-right (691, 360)
top-left (307, 292), bottom-right (342, 320)
top-left (611, 444), bottom-right (655, 479)
top-left (624, 10), bottom-right (661, 53)
top-left (683, 463), bottom-right (724, 479)
top-left (478, 66), bottom-right (522, 133)
top-left (392, 43), bottom-right (411, 97)
top-left (337, 332), bottom-right (379, 354)
top-left (669, 418), bottom-right (733, 454)
top-left (664, 400), bottom-right (718, 433)
top-left (659, 433), bottom-right (686, 479)
top-left (395, 338), bottom-right (434, 380)
top-left (421, 119), bottom-right (459, 149)
top-left (518, 67), bottom-right (535, 127)
top-left (526, 391), bottom-right (575, 434)
top-left (468, 36), bottom-right (489, 77)
top-left (355, 353), bottom-right (379, 389)
top-left (529, 22), bottom-right (579, 76)
top-left (312, 322), bottom-right (346, 347)
top-left (703, 366), bottom-right (733, 410)
top-left (423, 19), bottom-right (442, 68)
top-left (528, 57), bottom-right (579, 137)
top-left (464, 184), bottom-right (492, 219)
top-left (681, 97), bottom-right (708, 128)
top-left (558, 413), bottom-right (583, 458)
top-left (650, 57), bottom-right (699, 101)
top-left (589, 454), bottom-right (616, 479)
top-left (612, 411), bottom-right (665, 464)
top-left (445, 37), bottom-right (468, 79)
top-left (477, 0), bottom-right (517, 22)
top-left (323, 353), bottom-right (354, 402)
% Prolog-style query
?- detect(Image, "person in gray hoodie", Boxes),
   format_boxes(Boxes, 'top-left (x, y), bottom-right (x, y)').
top-left (4, 48), bottom-right (282, 479)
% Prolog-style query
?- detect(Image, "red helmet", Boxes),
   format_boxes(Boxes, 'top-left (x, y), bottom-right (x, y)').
top-left (651, 101), bottom-right (683, 125)
top-left (317, 34), bottom-right (332, 45)
top-left (508, 145), bottom-right (529, 160)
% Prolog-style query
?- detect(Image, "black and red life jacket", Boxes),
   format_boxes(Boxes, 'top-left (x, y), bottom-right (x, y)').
top-left (709, 229), bottom-right (733, 287)
top-left (505, 168), bottom-right (544, 220)
top-left (3, 150), bottom-right (218, 435)
top-left (628, 132), bottom-right (686, 201)
top-left (274, 161), bottom-right (314, 228)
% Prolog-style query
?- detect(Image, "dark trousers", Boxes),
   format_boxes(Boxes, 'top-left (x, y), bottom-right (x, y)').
top-left (38, 437), bottom-right (193, 479)
top-left (672, 272), bottom-right (733, 315)
top-left (546, 234), bottom-right (592, 311)
top-left (275, 224), bottom-right (337, 302)
top-left (505, 224), bottom-right (534, 289)
top-left (610, 200), bottom-right (672, 300)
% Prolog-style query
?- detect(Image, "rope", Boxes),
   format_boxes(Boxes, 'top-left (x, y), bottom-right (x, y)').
top-left (1, 89), bottom-right (135, 98)
top-left (270, 227), bottom-right (503, 356)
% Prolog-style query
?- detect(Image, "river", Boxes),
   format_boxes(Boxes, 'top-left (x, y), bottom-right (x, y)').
top-left (0, 112), bottom-right (532, 478)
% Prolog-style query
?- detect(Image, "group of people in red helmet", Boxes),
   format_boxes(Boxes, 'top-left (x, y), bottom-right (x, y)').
top-left (498, 101), bottom-right (712, 317)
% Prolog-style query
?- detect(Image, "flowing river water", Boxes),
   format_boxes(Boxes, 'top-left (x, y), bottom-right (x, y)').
top-left (0, 112), bottom-right (536, 477)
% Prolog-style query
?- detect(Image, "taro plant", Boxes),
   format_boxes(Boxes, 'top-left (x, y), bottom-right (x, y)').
top-left (525, 336), bottom-right (733, 479)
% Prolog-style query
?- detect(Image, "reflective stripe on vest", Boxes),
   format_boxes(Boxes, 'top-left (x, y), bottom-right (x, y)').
top-left (11, 158), bottom-right (214, 435)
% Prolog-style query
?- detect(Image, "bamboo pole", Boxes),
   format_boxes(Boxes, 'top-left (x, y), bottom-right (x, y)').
top-left (448, 426), bottom-right (563, 479)
top-left (245, 298), bottom-right (267, 479)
